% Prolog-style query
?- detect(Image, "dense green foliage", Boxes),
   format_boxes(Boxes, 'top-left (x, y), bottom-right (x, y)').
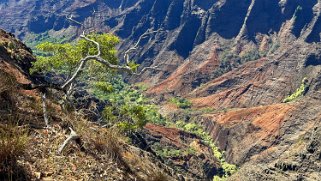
top-left (170, 97), bottom-right (192, 109)
top-left (24, 32), bottom-right (73, 56)
top-left (93, 75), bottom-right (166, 132)
top-left (31, 33), bottom-right (119, 77)
top-left (283, 77), bottom-right (308, 103)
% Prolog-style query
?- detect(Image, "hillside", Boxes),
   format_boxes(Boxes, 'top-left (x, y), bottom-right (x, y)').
top-left (0, 29), bottom-right (223, 180)
top-left (1, 0), bottom-right (321, 180)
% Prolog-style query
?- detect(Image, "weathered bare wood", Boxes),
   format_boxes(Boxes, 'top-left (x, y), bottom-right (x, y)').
top-left (41, 92), bottom-right (49, 128)
top-left (57, 127), bottom-right (79, 154)
top-left (123, 30), bottom-right (158, 64)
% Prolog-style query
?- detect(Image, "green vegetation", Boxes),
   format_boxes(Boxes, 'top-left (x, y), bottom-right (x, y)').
top-left (152, 142), bottom-right (196, 158)
top-left (173, 121), bottom-right (237, 178)
top-left (216, 40), bottom-right (281, 81)
top-left (0, 40), bottom-right (23, 60)
top-left (30, 32), bottom-right (237, 180)
top-left (30, 32), bottom-right (153, 133)
top-left (31, 33), bottom-right (119, 76)
top-left (283, 77), bottom-right (308, 103)
top-left (93, 75), bottom-right (166, 132)
top-left (219, 48), bottom-right (262, 66)
top-left (24, 31), bottom-right (73, 55)
top-left (267, 40), bottom-right (280, 55)
top-left (170, 97), bottom-right (192, 109)
top-left (216, 47), bottom-right (262, 79)
top-left (240, 49), bottom-right (260, 63)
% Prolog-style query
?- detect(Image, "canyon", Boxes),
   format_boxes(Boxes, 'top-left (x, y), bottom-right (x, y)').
top-left (1, 0), bottom-right (321, 180)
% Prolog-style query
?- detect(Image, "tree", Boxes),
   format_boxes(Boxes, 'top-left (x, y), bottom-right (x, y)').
top-left (27, 29), bottom-right (161, 125)
top-left (22, 17), bottom-right (162, 152)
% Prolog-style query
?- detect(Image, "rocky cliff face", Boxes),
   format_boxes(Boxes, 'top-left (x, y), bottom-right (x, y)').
top-left (0, 1), bottom-right (320, 61)
top-left (2, 0), bottom-right (320, 84)
top-left (2, 0), bottom-right (321, 180)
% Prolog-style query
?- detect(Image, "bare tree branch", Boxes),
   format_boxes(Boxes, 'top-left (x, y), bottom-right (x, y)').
top-left (134, 63), bottom-right (164, 76)
top-left (61, 55), bottom-right (88, 89)
top-left (123, 30), bottom-right (158, 64)
top-left (80, 33), bottom-right (101, 57)
top-left (66, 82), bottom-right (74, 97)
top-left (60, 31), bottom-right (163, 89)
top-left (41, 92), bottom-right (49, 128)
top-left (66, 15), bottom-right (83, 26)
top-left (57, 127), bottom-right (79, 154)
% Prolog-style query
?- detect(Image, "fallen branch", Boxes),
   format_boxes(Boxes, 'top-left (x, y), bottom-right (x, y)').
top-left (41, 92), bottom-right (49, 128)
top-left (57, 127), bottom-right (79, 154)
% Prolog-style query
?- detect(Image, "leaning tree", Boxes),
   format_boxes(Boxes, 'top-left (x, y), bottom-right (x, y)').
top-left (28, 29), bottom-right (160, 124)
top-left (22, 15), bottom-right (162, 153)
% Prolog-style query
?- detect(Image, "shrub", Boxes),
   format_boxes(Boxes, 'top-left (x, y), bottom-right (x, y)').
top-left (283, 77), bottom-right (308, 103)
top-left (219, 50), bottom-right (239, 65)
top-left (7, 42), bottom-right (16, 50)
top-left (94, 82), bottom-right (114, 93)
top-left (0, 72), bottom-right (18, 121)
top-left (222, 163), bottom-right (237, 177)
top-left (93, 129), bottom-right (122, 161)
top-left (268, 41), bottom-right (280, 55)
top-left (102, 106), bottom-right (118, 126)
top-left (240, 49), bottom-right (260, 63)
top-left (170, 97), bottom-right (192, 109)
top-left (94, 76), bottom-right (165, 132)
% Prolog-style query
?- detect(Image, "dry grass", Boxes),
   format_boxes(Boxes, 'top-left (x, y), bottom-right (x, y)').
top-left (22, 113), bottom-right (137, 180)
top-left (92, 129), bottom-right (123, 160)
top-left (0, 71), bottom-right (17, 94)
top-left (59, 114), bottom-right (125, 164)
top-left (0, 124), bottom-right (30, 180)
top-left (0, 71), bottom-right (19, 123)
top-left (149, 171), bottom-right (170, 181)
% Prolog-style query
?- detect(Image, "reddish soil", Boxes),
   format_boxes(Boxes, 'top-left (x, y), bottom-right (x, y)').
top-left (147, 47), bottom-right (220, 95)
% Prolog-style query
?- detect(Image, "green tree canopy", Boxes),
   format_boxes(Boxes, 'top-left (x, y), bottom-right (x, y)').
top-left (31, 33), bottom-right (120, 80)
